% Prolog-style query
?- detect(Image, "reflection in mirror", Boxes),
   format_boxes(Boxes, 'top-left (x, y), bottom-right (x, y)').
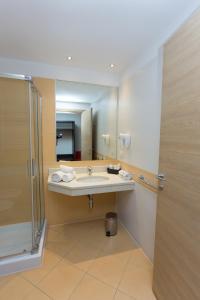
top-left (56, 80), bottom-right (118, 161)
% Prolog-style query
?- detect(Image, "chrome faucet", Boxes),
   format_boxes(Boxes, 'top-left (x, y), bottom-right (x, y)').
top-left (88, 166), bottom-right (93, 176)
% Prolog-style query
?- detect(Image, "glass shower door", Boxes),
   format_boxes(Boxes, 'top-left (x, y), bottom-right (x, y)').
top-left (0, 77), bottom-right (33, 258)
top-left (30, 84), bottom-right (44, 252)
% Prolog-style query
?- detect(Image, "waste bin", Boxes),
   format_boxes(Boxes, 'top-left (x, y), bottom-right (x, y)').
top-left (105, 212), bottom-right (118, 236)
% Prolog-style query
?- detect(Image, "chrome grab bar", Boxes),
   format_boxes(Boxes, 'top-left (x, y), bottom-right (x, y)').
top-left (156, 173), bottom-right (166, 190)
top-left (137, 175), bottom-right (160, 191)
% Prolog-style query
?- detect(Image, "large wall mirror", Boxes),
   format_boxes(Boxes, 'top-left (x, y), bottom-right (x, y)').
top-left (56, 80), bottom-right (118, 161)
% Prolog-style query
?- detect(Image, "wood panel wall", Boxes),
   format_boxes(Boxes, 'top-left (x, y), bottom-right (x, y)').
top-left (0, 78), bottom-right (32, 226)
top-left (153, 9), bottom-right (200, 300)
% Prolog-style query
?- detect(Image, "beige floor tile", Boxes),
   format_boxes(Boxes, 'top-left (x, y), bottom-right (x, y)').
top-left (50, 220), bottom-right (95, 238)
top-left (74, 220), bottom-right (108, 249)
top-left (88, 251), bottom-right (130, 288)
top-left (70, 274), bottom-right (115, 300)
top-left (51, 220), bottom-right (107, 249)
top-left (0, 220), bottom-right (155, 300)
top-left (24, 286), bottom-right (51, 300)
top-left (0, 274), bottom-right (16, 288)
top-left (63, 241), bottom-right (100, 272)
top-left (128, 249), bottom-right (152, 270)
top-left (46, 229), bottom-right (75, 257)
top-left (0, 276), bottom-right (34, 300)
top-left (99, 248), bottom-right (132, 266)
top-left (101, 228), bottom-right (138, 256)
top-left (114, 290), bottom-right (135, 300)
top-left (77, 232), bottom-right (107, 249)
top-left (21, 249), bottom-right (61, 284)
top-left (118, 265), bottom-right (156, 300)
top-left (89, 219), bottom-right (106, 235)
top-left (38, 259), bottom-right (84, 300)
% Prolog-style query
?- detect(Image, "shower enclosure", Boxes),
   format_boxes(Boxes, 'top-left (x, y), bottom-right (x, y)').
top-left (0, 75), bottom-right (45, 272)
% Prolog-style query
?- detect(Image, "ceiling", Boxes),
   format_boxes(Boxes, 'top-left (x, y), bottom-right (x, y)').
top-left (56, 80), bottom-right (111, 103)
top-left (0, 0), bottom-right (199, 77)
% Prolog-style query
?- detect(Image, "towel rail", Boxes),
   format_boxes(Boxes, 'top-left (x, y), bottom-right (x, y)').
top-left (137, 175), bottom-right (159, 191)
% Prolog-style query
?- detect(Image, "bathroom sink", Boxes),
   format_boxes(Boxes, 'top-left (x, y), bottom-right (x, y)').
top-left (48, 166), bottom-right (135, 196)
top-left (76, 175), bottom-right (109, 183)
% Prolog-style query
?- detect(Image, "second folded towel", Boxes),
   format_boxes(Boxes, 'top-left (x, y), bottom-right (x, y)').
top-left (51, 170), bottom-right (75, 183)
top-left (60, 165), bottom-right (74, 173)
top-left (51, 171), bottom-right (64, 183)
top-left (119, 170), bottom-right (133, 180)
top-left (62, 172), bottom-right (75, 183)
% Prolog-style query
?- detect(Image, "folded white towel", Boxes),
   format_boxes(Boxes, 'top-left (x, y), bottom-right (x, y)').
top-left (60, 165), bottom-right (74, 173)
top-left (63, 172), bottom-right (75, 183)
top-left (119, 170), bottom-right (133, 180)
top-left (51, 171), bottom-right (65, 183)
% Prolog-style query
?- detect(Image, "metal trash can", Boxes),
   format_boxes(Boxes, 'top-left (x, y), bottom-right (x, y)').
top-left (105, 212), bottom-right (118, 236)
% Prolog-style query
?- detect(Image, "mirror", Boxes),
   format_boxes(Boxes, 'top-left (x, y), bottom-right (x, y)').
top-left (56, 80), bottom-right (118, 161)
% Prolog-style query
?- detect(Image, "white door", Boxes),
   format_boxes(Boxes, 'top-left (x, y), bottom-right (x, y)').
top-left (81, 109), bottom-right (92, 160)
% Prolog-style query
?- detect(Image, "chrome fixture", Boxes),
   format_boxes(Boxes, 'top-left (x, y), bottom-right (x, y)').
top-left (88, 194), bottom-right (94, 209)
top-left (138, 174), bottom-right (159, 191)
top-left (88, 166), bottom-right (93, 176)
top-left (156, 173), bottom-right (166, 190)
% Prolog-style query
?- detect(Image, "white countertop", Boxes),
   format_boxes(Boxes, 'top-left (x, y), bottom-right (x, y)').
top-left (48, 167), bottom-right (135, 196)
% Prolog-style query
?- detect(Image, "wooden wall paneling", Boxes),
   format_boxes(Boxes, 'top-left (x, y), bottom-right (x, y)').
top-left (0, 78), bottom-right (32, 225)
top-left (153, 9), bottom-right (200, 300)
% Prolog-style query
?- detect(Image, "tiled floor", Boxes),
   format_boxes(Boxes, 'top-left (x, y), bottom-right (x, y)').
top-left (0, 220), bottom-right (156, 300)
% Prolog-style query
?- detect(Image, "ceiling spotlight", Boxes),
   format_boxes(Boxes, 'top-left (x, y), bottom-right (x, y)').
top-left (110, 63), bottom-right (115, 68)
top-left (67, 56), bottom-right (72, 61)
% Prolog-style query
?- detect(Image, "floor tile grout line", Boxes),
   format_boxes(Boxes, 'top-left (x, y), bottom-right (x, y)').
top-left (48, 218), bottom-right (104, 232)
top-left (119, 221), bottom-right (153, 267)
top-left (1, 221), bottom-right (152, 300)
top-left (21, 276), bottom-right (54, 300)
top-left (26, 244), bottom-right (88, 299)
top-left (85, 246), bottom-right (136, 293)
top-left (36, 256), bottom-right (87, 300)
top-left (40, 224), bottom-right (133, 296)
top-left (20, 252), bottom-right (64, 286)
top-left (48, 223), bottom-right (139, 296)
top-left (28, 252), bottom-right (65, 285)
top-left (19, 250), bottom-right (70, 294)
top-left (84, 269), bottom-right (118, 291)
top-left (112, 249), bottom-right (134, 299)
top-left (67, 271), bottom-right (88, 300)
top-left (86, 259), bottom-right (128, 289)
top-left (46, 230), bottom-right (78, 245)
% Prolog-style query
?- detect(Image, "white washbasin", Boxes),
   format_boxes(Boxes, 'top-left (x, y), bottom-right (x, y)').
top-left (76, 175), bottom-right (109, 183)
top-left (48, 167), bottom-right (135, 196)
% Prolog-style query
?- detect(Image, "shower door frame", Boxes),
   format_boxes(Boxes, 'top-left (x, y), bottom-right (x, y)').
top-left (0, 74), bottom-right (45, 259)
top-left (28, 81), bottom-right (45, 254)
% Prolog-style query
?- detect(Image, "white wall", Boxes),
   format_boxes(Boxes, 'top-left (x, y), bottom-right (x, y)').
top-left (92, 87), bottom-right (118, 159)
top-left (56, 131), bottom-right (73, 154)
top-left (117, 184), bottom-right (157, 260)
top-left (56, 113), bottom-right (81, 151)
top-left (117, 50), bottom-right (162, 173)
top-left (117, 49), bottom-right (163, 260)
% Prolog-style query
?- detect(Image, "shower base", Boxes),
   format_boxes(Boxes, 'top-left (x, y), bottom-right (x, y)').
top-left (0, 220), bottom-right (46, 276)
top-left (0, 222), bottom-right (32, 258)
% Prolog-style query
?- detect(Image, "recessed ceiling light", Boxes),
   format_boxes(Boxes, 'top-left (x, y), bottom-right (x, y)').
top-left (110, 63), bottom-right (115, 68)
top-left (67, 56), bottom-right (72, 61)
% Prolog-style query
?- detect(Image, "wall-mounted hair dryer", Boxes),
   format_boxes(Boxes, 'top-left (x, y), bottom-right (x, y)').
top-left (56, 133), bottom-right (63, 145)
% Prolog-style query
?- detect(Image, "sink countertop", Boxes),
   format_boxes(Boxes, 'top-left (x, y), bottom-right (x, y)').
top-left (48, 167), bottom-right (135, 196)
